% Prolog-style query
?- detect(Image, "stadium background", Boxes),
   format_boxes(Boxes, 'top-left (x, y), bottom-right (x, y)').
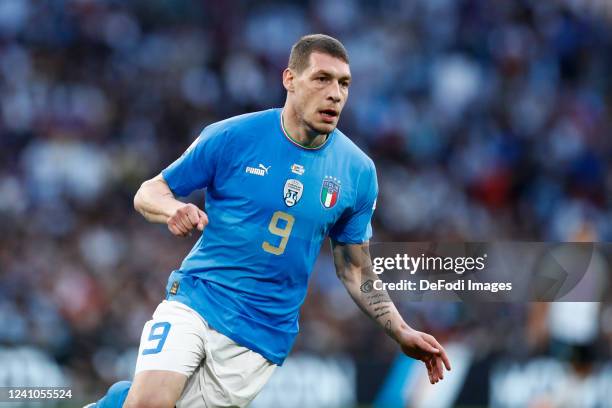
top-left (0, 0), bottom-right (611, 406)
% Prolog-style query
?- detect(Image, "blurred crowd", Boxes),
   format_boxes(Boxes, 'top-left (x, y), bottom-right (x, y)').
top-left (0, 0), bottom-right (611, 403)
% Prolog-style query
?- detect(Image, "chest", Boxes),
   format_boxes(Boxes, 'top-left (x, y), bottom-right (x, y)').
top-left (214, 141), bottom-right (355, 229)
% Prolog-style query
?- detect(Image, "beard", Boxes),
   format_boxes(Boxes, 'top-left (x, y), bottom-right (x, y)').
top-left (303, 114), bottom-right (336, 136)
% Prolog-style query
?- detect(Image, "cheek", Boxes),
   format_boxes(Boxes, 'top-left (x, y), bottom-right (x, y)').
top-left (301, 91), bottom-right (318, 108)
top-left (298, 91), bottom-right (312, 109)
top-left (296, 85), bottom-right (313, 102)
top-left (340, 92), bottom-right (349, 107)
top-left (295, 86), bottom-right (322, 113)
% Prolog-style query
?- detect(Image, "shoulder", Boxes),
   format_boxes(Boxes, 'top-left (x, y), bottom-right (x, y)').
top-left (333, 128), bottom-right (376, 175)
top-left (206, 108), bottom-right (278, 136)
top-left (196, 109), bottom-right (278, 155)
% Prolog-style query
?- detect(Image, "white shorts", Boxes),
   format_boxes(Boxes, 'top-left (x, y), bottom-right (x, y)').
top-left (135, 300), bottom-right (276, 408)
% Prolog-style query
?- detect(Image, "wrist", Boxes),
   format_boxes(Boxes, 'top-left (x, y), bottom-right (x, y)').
top-left (163, 200), bottom-right (186, 220)
top-left (388, 320), bottom-right (412, 343)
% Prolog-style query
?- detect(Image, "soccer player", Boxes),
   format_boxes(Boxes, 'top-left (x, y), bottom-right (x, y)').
top-left (90, 34), bottom-right (450, 408)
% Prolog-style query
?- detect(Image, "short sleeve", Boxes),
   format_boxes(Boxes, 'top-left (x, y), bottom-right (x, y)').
top-left (329, 161), bottom-right (378, 244)
top-left (161, 124), bottom-right (226, 197)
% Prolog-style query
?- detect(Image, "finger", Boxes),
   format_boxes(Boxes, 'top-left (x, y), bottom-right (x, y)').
top-left (429, 357), bottom-right (440, 382)
top-left (424, 360), bottom-right (434, 384)
top-left (428, 340), bottom-right (451, 372)
top-left (168, 223), bottom-right (184, 237)
top-left (168, 223), bottom-right (178, 236)
top-left (170, 218), bottom-right (189, 236)
top-left (197, 210), bottom-right (208, 231)
top-left (431, 358), bottom-right (440, 383)
top-left (186, 206), bottom-right (200, 227)
top-left (418, 338), bottom-right (439, 355)
top-left (424, 334), bottom-right (445, 354)
top-left (427, 361), bottom-right (435, 384)
top-left (168, 220), bottom-right (180, 235)
top-left (435, 355), bottom-right (444, 380)
top-left (440, 349), bottom-right (451, 371)
top-left (175, 212), bottom-right (191, 231)
top-left (172, 217), bottom-right (188, 234)
top-left (428, 359), bottom-right (439, 384)
top-left (425, 335), bottom-right (451, 371)
top-left (176, 214), bottom-right (194, 233)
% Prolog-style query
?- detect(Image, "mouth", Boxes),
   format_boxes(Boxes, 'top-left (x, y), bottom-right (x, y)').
top-left (319, 108), bottom-right (339, 123)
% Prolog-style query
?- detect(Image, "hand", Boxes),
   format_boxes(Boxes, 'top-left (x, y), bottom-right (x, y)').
top-left (397, 327), bottom-right (451, 384)
top-left (167, 203), bottom-right (208, 237)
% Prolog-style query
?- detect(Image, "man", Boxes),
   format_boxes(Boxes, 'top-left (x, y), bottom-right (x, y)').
top-left (91, 34), bottom-right (450, 408)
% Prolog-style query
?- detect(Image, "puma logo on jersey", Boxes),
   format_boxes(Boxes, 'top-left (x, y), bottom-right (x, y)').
top-left (246, 164), bottom-right (271, 176)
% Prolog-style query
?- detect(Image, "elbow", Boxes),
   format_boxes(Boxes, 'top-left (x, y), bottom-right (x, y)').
top-left (335, 267), bottom-right (355, 284)
top-left (333, 260), bottom-right (347, 281)
top-left (133, 183), bottom-right (146, 215)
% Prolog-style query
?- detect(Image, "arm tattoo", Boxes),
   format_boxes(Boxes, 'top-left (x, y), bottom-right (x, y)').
top-left (375, 311), bottom-right (391, 319)
top-left (333, 240), bottom-right (400, 336)
top-left (366, 292), bottom-right (392, 305)
top-left (360, 280), bottom-right (374, 293)
top-left (384, 320), bottom-right (393, 336)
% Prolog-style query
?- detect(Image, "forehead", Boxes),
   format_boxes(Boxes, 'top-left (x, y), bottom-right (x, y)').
top-left (305, 52), bottom-right (351, 77)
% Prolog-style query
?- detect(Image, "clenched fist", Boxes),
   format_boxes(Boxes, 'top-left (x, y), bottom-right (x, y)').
top-left (167, 203), bottom-right (208, 237)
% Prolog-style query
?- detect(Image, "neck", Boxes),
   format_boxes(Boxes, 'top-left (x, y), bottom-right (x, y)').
top-left (281, 106), bottom-right (328, 149)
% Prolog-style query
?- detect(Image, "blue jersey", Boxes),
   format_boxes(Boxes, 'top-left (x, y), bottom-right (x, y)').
top-left (161, 108), bottom-right (378, 365)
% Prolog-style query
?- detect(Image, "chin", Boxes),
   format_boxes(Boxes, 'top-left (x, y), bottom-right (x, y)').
top-left (304, 116), bottom-right (337, 135)
top-left (321, 125), bottom-right (336, 134)
top-left (312, 122), bottom-right (336, 134)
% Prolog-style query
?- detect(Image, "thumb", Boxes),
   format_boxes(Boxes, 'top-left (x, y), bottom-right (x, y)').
top-left (197, 210), bottom-right (208, 231)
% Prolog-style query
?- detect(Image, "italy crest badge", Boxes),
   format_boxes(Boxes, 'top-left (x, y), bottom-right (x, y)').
top-left (321, 176), bottom-right (340, 208)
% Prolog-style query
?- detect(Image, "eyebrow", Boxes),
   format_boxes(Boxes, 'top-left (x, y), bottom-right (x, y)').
top-left (312, 69), bottom-right (352, 82)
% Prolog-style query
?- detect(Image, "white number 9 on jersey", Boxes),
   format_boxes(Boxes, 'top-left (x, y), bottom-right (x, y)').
top-left (262, 211), bottom-right (295, 255)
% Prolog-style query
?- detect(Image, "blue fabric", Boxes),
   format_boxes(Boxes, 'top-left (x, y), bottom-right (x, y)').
top-left (96, 380), bottom-right (131, 408)
top-left (374, 355), bottom-right (417, 408)
top-left (162, 108), bottom-right (378, 364)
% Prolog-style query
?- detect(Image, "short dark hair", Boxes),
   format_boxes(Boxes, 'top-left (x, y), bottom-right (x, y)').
top-left (288, 34), bottom-right (349, 73)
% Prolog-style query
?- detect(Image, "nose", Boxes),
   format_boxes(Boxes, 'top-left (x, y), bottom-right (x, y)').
top-left (327, 81), bottom-right (342, 103)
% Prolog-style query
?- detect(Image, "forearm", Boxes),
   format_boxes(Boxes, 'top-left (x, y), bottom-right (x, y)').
top-left (333, 241), bottom-right (452, 384)
top-left (134, 177), bottom-right (185, 224)
top-left (340, 267), bottom-right (409, 342)
top-left (332, 241), bottom-right (410, 342)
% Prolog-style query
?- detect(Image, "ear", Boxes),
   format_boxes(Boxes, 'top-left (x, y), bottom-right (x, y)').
top-left (282, 68), bottom-right (295, 92)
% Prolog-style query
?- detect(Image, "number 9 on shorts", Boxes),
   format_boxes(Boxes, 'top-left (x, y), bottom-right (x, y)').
top-left (142, 321), bottom-right (171, 355)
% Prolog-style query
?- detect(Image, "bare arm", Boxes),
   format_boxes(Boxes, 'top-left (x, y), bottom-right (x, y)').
top-left (134, 174), bottom-right (208, 237)
top-left (331, 240), bottom-right (451, 384)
